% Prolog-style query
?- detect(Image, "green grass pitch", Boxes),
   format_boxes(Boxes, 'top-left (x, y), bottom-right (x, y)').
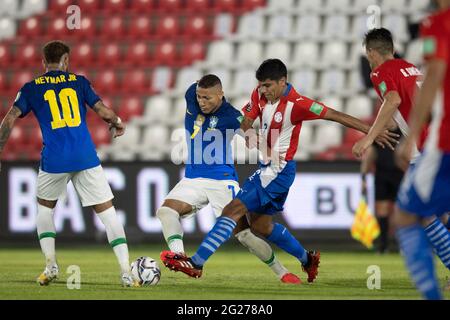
top-left (0, 245), bottom-right (448, 300)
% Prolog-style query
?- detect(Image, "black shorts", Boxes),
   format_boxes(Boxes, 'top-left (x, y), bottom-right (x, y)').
top-left (375, 171), bottom-right (404, 201)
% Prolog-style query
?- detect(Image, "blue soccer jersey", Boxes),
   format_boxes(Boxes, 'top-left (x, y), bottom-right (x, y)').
top-left (184, 83), bottom-right (242, 181)
top-left (14, 71), bottom-right (101, 173)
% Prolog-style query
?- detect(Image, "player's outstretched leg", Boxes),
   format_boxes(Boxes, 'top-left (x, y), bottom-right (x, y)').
top-left (424, 217), bottom-right (450, 271)
top-left (235, 228), bottom-right (301, 284)
top-left (157, 204), bottom-right (187, 254)
top-left (95, 203), bottom-right (137, 287)
top-left (36, 202), bottom-right (59, 285)
top-left (261, 222), bottom-right (320, 283)
top-left (396, 209), bottom-right (442, 300)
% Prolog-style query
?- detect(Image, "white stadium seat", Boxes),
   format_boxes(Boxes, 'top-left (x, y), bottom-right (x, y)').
top-left (236, 11), bottom-right (265, 39)
top-left (152, 66), bottom-right (172, 93)
top-left (405, 39), bottom-right (424, 67)
top-left (214, 13), bottom-right (234, 38)
top-left (318, 69), bottom-right (346, 95)
top-left (322, 41), bottom-right (348, 68)
top-left (230, 68), bottom-right (257, 97)
top-left (0, 17), bottom-right (16, 40)
top-left (206, 67), bottom-right (231, 91)
top-left (143, 95), bottom-right (171, 124)
top-left (291, 42), bottom-right (319, 68)
top-left (291, 69), bottom-right (317, 96)
top-left (322, 15), bottom-right (350, 40)
top-left (382, 14), bottom-right (409, 42)
top-left (293, 15), bottom-right (321, 39)
top-left (320, 96), bottom-right (344, 112)
top-left (264, 41), bottom-right (291, 65)
top-left (345, 95), bottom-right (374, 120)
top-left (174, 68), bottom-right (202, 94)
top-left (266, 14), bottom-right (293, 40)
top-left (235, 41), bottom-right (263, 67)
top-left (205, 41), bottom-right (234, 67)
top-left (170, 97), bottom-right (187, 126)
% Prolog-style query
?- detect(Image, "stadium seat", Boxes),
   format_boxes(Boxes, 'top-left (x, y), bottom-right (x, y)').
top-left (0, 72), bottom-right (6, 93)
top-left (267, 0), bottom-right (294, 11)
top-left (242, 0), bottom-right (266, 10)
top-left (0, 0), bottom-right (18, 17)
top-left (236, 12), bottom-right (265, 39)
top-left (323, 0), bottom-right (351, 13)
top-left (48, 0), bottom-right (71, 13)
top-left (128, 15), bottom-right (152, 38)
top-left (291, 42), bottom-right (319, 68)
top-left (293, 15), bottom-right (321, 40)
top-left (180, 41), bottom-right (206, 65)
top-left (155, 16), bottom-right (179, 38)
top-left (382, 14), bottom-right (409, 41)
top-left (103, 0), bottom-right (127, 13)
top-left (117, 96), bottom-right (144, 122)
top-left (121, 70), bottom-right (149, 94)
top-left (294, 122), bottom-right (313, 160)
top-left (151, 66), bottom-right (173, 93)
top-left (266, 15), bottom-right (293, 39)
top-left (90, 124), bottom-right (111, 147)
top-left (297, 0), bottom-right (323, 11)
top-left (7, 125), bottom-right (26, 147)
top-left (142, 95), bottom-right (171, 124)
top-left (184, 15), bottom-right (210, 38)
top-left (235, 41), bottom-right (262, 67)
top-left (139, 125), bottom-right (170, 160)
top-left (347, 70), bottom-right (366, 94)
top-left (15, 43), bottom-right (40, 67)
top-left (94, 70), bottom-right (119, 94)
top-left (206, 67), bottom-right (231, 90)
top-left (291, 69), bottom-right (317, 96)
top-left (343, 128), bottom-right (365, 147)
top-left (212, 0), bottom-right (240, 13)
top-left (20, 17), bottom-right (41, 38)
top-left (205, 41), bottom-right (234, 67)
top-left (158, 0), bottom-right (183, 12)
top-left (126, 42), bottom-right (151, 66)
top-left (0, 17), bottom-right (17, 40)
top-left (405, 39), bottom-right (423, 67)
top-left (351, 15), bottom-right (372, 40)
top-left (99, 42), bottom-right (122, 66)
top-left (320, 96), bottom-right (344, 112)
top-left (10, 70), bottom-right (33, 93)
top-left (229, 68), bottom-right (256, 96)
top-left (186, 0), bottom-right (211, 12)
top-left (213, 13), bottom-right (234, 38)
top-left (313, 123), bottom-right (343, 152)
top-left (101, 16), bottom-right (125, 39)
top-left (0, 43), bottom-right (10, 67)
top-left (351, 0), bottom-right (379, 13)
top-left (20, 0), bottom-right (47, 17)
top-left (71, 43), bottom-right (95, 67)
top-left (345, 95), bottom-right (373, 120)
top-left (323, 15), bottom-right (349, 40)
top-left (109, 124), bottom-right (140, 160)
top-left (170, 97), bottom-right (187, 126)
top-left (379, 0), bottom-right (408, 13)
top-left (409, 0), bottom-right (429, 11)
top-left (77, 0), bottom-right (100, 13)
top-left (321, 41), bottom-right (348, 68)
top-left (129, 0), bottom-right (155, 12)
top-left (318, 69), bottom-right (346, 96)
top-left (72, 16), bottom-right (96, 39)
top-left (47, 17), bottom-right (68, 38)
top-left (154, 41), bottom-right (177, 65)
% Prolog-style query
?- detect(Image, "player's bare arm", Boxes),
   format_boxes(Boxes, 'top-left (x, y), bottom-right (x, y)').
top-left (396, 59), bottom-right (447, 170)
top-left (323, 107), bottom-right (399, 152)
top-left (93, 101), bottom-right (125, 138)
top-left (0, 106), bottom-right (22, 171)
top-left (353, 91), bottom-right (401, 158)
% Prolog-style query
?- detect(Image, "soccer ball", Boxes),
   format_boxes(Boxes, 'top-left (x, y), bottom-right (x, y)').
top-left (130, 256), bottom-right (161, 286)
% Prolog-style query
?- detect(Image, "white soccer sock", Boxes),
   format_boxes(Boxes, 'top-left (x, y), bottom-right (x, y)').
top-left (156, 206), bottom-right (185, 253)
top-left (36, 204), bottom-right (57, 268)
top-left (235, 228), bottom-right (288, 278)
top-left (97, 207), bottom-right (130, 274)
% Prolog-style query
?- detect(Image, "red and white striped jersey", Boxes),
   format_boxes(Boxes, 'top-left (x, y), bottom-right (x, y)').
top-left (420, 8), bottom-right (450, 152)
top-left (242, 84), bottom-right (328, 169)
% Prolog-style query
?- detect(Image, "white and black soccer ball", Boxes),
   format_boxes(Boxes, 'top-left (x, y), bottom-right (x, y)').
top-left (131, 256), bottom-right (161, 286)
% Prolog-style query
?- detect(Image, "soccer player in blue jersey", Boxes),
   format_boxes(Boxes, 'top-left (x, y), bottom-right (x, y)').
top-left (158, 74), bottom-right (301, 284)
top-left (0, 41), bottom-right (136, 287)
top-left (161, 59), bottom-right (398, 282)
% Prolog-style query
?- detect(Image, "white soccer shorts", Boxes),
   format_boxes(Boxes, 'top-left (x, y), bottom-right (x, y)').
top-left (164, 177), bottom-right (240, 218)
top-left (37, 165), bottom-right (114, 207)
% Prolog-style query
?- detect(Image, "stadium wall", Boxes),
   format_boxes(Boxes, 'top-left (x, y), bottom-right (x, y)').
top-left (0, 161), bottom-right (376, 248)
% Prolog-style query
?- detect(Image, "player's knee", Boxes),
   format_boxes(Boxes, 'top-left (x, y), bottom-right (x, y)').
top-left (393, 206), bottom-right (419, 228)
top-left (250, 223), bottom-right (272, 237)
top-left (156, 206), bottom-right (180, 221)
top-left (222, 199), bottom-right (246, 221)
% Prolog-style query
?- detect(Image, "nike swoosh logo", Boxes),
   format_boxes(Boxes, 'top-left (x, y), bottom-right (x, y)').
top-left (186, 110), bottom-right (192, 115)
top-left (296, 98), bottom-right (304, 101)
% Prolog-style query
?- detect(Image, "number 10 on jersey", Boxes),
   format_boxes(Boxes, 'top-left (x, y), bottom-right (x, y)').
top-left (44, 88), bottom-right (81, 129)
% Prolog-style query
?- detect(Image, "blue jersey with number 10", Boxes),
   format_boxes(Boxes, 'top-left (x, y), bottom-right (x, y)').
top-left (14, 70), bottom-right (101, 173)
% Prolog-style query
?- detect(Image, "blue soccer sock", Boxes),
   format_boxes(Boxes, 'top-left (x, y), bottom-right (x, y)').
top-left (266, 223), bottom-right (308, 265)
top-left (191, 216), bottom-right (237, 267)
top-left (424, 218), bottom-right (450, 270)
top-left (397, 224), bottom-right (442, 300)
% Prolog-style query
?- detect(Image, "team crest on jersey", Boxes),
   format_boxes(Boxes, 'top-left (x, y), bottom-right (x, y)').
top-left (274, 111), bottom-right (283, 123)
top-left (209, 116), bottom-right (219, 130)
top-left (195, 114), bottom-right (205, 127)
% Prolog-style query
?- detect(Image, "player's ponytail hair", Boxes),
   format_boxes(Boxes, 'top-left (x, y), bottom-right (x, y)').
top-left (42, 40), bottom-right (70, 64)
top-left (256, 59), bottom-right (287, 82)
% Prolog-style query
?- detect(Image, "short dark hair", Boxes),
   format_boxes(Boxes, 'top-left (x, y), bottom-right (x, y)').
top-left (255, 59), bottom-right (287, 81)
top-left (42, 40), bottom-right (70, 64)
top-left (198, 74), bottom-right (222, 88)
top-left (363, 28), bottom-right (394, 56)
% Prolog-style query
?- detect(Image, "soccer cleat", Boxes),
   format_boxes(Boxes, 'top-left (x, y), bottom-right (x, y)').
top-left (302, 250), bottom-right (320, 283)
top-left (280, 273), bottom-right (301, 284)
top-left (37, 264), bottom-right (59, 286)
top-left (160, 250), bottom-right (203, 278)
top-left (121, 272), bottom-right (140, 287)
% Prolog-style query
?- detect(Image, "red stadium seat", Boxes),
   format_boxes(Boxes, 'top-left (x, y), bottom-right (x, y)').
top-left (49, 0), bottom-right (72, 13)
top-left (101, 16), bottom-right (125, 39)
top-left (94, 70), bottom-right (119, 94)
top-left (117, 97), bottom-right (144, 122)
top-left (71, 43), bottom-right (95, 67)
top-left (99, 42), bottom-right (122, 66)
top-left (180, 41), bottom-right (205, 65)
top-left (90, 125), bottom-right (111, 147)
top-left (184, 15), bottom-right (210, 37)
top-left (7, 125), bottom-right (26, 147)
top-left (15, 43), bottom-right (40, 67)
top-left (0, 43), bottom-right (10, 67)
top-left (155, 16), bottom-right (179, 38)
top-left (70, 15), bottom-right (96, 39)
top-left (78, 0), bottom-right (100, 13)
top-left (10, 71), bottom-right (33, 94)
top-left (128, 15), bottom-right (152, 38)
top-left (212, 0), bottom-right (239, 12)
top-left (126, 42), bottom-right (151, 66)
top-left (343, 129), bottom-right (365, 147)
top-left (186, 0), bottom-right (211, 12)
top-left (129, 0), bottom-right (156, 12)
top-left (121, 70), bottom-right (149, 94)
top-left (20, 17), bottom-right (42, 38)
top-left (26, 123), bottom-right (43, 150)
top-left (241, 0), bottom-right (266, 9)
top-left (154, 42), bottom-right (176, 65)
top-left (158, 0), bottom-right (184, 12)
top-left (0, 71), bottom-right (6, 92)
top-left (103, 0), bottom-right (127, 12)
top-left (47, 17), bottom-right (69, 38)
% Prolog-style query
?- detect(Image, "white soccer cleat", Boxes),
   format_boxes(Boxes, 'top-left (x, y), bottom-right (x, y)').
top-left (37, 265), bottom-right (59, 286)
top-left (121, 272), bottom-right (140, 287)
